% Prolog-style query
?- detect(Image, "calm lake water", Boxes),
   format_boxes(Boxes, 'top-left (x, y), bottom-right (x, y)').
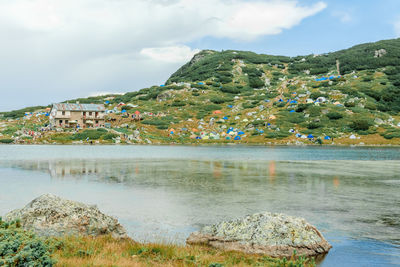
top-left (0, 145), bottom-right (399, 266)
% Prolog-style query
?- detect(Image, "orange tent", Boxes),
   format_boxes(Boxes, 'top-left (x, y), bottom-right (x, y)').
top-left (135, 110), bottom-right (140, 115)
top-left (213, 110), bottom-right (222, 114)
top-left (192, 128), bottom-right (198, 132)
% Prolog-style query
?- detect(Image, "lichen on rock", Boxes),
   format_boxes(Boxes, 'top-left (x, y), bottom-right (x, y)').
top-left (187, 212), bottom-right (331, 258)
top-left (4, 194), bottom-right (127, 239)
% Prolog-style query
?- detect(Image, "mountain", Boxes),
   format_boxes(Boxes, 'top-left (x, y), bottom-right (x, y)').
top-left (1, 38), bottom-right (400, 145)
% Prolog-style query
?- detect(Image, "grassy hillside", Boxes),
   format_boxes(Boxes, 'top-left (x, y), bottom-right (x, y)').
top-left (1, 38), bottom-right (400, 145)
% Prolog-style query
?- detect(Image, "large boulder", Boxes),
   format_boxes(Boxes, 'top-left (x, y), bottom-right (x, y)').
top-left (186, 212), bottom-right (331, 258)
top-left (4, 194), bottom-right (127, 239)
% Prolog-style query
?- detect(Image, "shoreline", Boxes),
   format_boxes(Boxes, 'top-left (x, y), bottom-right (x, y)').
top-left (1, 142), bottom-right (400, 148)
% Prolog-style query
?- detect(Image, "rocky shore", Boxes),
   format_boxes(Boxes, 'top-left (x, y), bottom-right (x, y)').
top-left (3, 195), bottom-right (331, 260)
top-left (5, 194), bottom-right (127, 239)
top-left (187, 212), bottom-right (331, 258)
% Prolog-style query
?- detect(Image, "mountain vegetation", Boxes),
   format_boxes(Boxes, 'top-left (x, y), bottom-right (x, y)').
top-left (1, 38), bottom-right (400, 145)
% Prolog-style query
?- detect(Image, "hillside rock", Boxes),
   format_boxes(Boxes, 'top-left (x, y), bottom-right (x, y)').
top-left (5, 194), bottom-right (127, 238)
top-left (187, 212), bottom-right (331, 258)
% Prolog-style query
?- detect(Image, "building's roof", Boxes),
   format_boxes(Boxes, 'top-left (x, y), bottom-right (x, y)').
top-left (52, 103), bottom-right (105, 111)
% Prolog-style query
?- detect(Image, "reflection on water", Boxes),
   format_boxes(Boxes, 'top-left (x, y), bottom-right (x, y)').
top-left (0, 145), bottom-right (400, 266)
top-left (2, 159), bottom-right (400, 243)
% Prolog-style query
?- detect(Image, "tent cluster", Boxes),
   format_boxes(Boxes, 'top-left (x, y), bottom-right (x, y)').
top-left (315, 75), bottom-right (341, 82)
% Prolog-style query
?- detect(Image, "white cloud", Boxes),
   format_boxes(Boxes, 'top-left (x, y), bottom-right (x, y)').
top-left (140, 46), bottom-right (201, 63)
top-left (0, 0), bottom-right (326, 111)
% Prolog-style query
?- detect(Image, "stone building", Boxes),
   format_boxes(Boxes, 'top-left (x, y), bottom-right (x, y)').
top-left (50, 103), bottom-right (106, 128)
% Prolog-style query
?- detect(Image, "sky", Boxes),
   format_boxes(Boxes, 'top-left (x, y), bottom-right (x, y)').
top-left (0, 0), bottom-right (399, 111)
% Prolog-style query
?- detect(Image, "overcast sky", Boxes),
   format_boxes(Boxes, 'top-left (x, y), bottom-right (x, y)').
top-left (1, 0), bottom-right (399, 111)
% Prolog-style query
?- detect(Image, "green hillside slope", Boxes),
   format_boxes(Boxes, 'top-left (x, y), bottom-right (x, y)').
top-left (1, 38), bottom-right (400, 145)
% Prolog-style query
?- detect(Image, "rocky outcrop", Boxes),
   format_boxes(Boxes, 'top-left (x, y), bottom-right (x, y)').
top-left (5, 194), bottom-right (127, 239)
top-left (187, 212), bottom-right (331, 258)
top-left (374, 49), bottom-right (387, 58)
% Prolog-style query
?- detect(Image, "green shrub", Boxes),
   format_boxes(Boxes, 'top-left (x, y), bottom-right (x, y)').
top-left (141, 119), bottom-right (168, 127)
top-left (350, 118), bottom-right (372, 131)
top-left (287, 113), bottom-right (305, 124)
top-left (295, 104), bottom-right (309, 113)
top-left (102, 133), bottom-right (118, 140)
top-left (220, 85), bottom-right (240, 94)
top-left (380, 128), bottom-right (400, 139)
top-left (0, 219), bottom-right (54, 266)
top-left (326, 112), bottom-right (343, 120)
top-left (171, 101), bottom-right (186, 107)
top-left (265, 131), bottom-right (291, 139)
top-left (242, 103), bottom-right (257, 109)
top-left (307, 122), bottom-right (321, 129)
top-left (210, 97), bottom-right (230, 104)
top-left (0, 139), bottom-right (14, 144)
top-left (201, 104), bottom-right (222, 111)
top-left (71, 129), bottom-right (104, 140)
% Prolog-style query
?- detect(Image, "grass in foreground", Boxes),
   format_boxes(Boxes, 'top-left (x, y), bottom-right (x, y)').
top-left (51, 235), bottom-right (316, 267)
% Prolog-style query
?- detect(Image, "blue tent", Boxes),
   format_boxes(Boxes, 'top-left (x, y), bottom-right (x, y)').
top-left (238, 131), bottom-right (245, 135)
top-left (290, 100), bottom-right (297, 104)
top-left (258, 129), bottom-right (264, 134)
top-left (324, 136), bottom-right (331, 140)
top-left (226, 136), bottom-right (231, 140)
top-left (289, 110), bottom-right (295, 113)
top-left (105, 100), bottom-right (110, 104)
top-left (160, 84), bottom-right (165, 87)
top-left (234, 136), bottom-right (241, 140)
top-left (227, 105), bottom-right (233, 108)
top-left (296, 133), bottom-right (302, 138)
top-left (198, 82), bottom-right (204, 85)
top-left (278, 99), bottom-right (283, 102)
top-left (223, 116), bottom-right (228, 120)
top-left (267, 123), bottom-right (271, 126)
top-left (170, 131), bottom-right (174, 135)
top-left (45, 113), bottom-right (49, 117)
top-left (121, 109), bottom-right (126, 113)
top-left (307, 134), bottom-right (314, 139)
top-left (196, 136), bottom-right (202, 139)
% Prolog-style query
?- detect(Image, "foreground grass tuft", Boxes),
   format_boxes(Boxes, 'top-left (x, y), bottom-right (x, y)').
top-left (50, 235), bottom-right (316, 267)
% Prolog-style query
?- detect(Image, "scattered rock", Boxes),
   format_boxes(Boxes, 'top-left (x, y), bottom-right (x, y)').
top-left (374, 49), bottom-right (387, 58)
top-left (187, 212), bottom-right (331, 258)
top-left (5, 194), bottom-right (127, 239)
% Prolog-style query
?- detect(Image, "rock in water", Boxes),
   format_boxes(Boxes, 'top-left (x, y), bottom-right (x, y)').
top-left (5, 194), bottom-right (127, 239)
top-left (186, 212), bottom-right (331, 258)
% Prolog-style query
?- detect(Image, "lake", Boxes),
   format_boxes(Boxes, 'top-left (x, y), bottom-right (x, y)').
top-left (0, 145), bottom-right (399, 266)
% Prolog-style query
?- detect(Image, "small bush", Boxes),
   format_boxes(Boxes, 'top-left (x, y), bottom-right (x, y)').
top-left (71, 129), bottom-right (104, 140)
top-left (102, 133), bottom-right (118, 140)
top-left (171, 101), bottom-right (186, 107)
top-left (0, 219), bottom-right (54, 266)
top-left (326, 112), bottom-right (343, 120)
top-left (265, 131), bottom-right (291, 139)
top-left (350, 118), bottom-right (372, 131)
top-left (0, 139), bottom-right (14, 144)
top-left (307, 122), bottom-right (321, 129)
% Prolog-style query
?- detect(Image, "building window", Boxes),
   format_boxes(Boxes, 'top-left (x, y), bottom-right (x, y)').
top-left (62, 111), bottom-right (65, 115)
top-left (83, 112), bottom-right (86, 116)
top-left (89, 112), bottom-right (92, 116)
top-left (95, 112), bottom-right (98, 117)
top-left (65, 120), bottom-right (69, 124)
top-left (59, 120), bottom-right (62, 124)
top-left (95, 120), bottom-right (98, 124)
